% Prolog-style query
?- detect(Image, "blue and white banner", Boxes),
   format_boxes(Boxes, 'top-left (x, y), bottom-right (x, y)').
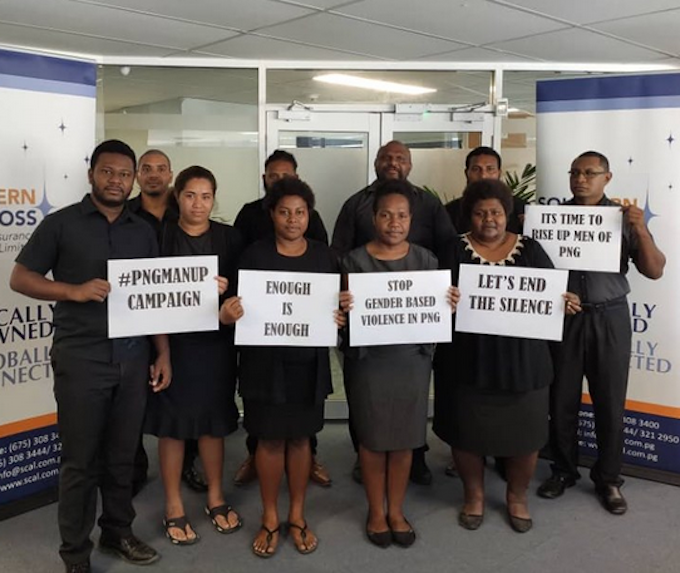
top-left (537, 73), bottom-right (680, 481)
top-left (0, 49), bottom-right (95, 516)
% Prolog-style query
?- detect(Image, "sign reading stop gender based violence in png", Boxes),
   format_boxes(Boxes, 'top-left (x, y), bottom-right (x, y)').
top-left (523, 204), bottom-right (622, 272)
top-left (348, 270), bottom-right (452, 347)
top-left (235, 270), bottom-right (340, 347)
top-left (107, 255), bottom-right (219, 338)
top-left (456, 264), bottom-right (569, 341)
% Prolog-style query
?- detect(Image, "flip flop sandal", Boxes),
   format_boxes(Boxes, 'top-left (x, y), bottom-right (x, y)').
top-left (252, 524), bottom-right (280, 559)
top-left (163, 516), bottom-right (199, 546)
top-left (205, 504), bottom-right (243, 534)
top-left (288, 521), bottom-right (318, 555)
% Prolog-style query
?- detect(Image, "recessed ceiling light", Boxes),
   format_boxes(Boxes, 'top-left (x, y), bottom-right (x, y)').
top-left (313, 73), bottom-right (436, 95)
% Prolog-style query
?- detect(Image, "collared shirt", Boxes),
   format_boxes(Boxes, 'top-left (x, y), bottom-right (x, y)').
top-left (16, 194), bottom-right (159, 362)
top-left (565, 195), bottom-right (639, 303)
top-left (331, 180), bottom-right (456, 257)
top-left (128, 193), bottom-right (179, 241)
top-left (233, 197), bottom-right (328, 247)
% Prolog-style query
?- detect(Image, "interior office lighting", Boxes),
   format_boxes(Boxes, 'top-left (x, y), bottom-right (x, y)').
top-left (313, 74), bottom-right (437, 95)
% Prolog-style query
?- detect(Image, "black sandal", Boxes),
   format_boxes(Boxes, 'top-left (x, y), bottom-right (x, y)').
top-left (252, 524), bottom-right (280, 558)
top-left (163, 516), bottom-right (199, 546)
top-left (288, 521), bottom-right (318, 554)
top-left (205, 504), bottom-right (242, 534)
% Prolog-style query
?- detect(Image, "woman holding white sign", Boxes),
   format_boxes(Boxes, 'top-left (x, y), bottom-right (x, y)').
top-left (222, 178), bottom-right (343, 558)
top-left (145, 166), bottom-right (244, 545)
top-left (339, 180), bottom-right (456, 549)
top-left (433, 179), bottom-right (581, 533)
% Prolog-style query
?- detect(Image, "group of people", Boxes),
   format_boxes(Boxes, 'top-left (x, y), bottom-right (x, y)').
top-left (9, 139), bottom-right (665, 572)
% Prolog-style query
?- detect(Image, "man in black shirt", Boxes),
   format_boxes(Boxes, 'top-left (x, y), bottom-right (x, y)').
top-left (445, 146), bottom-right (526, 234)
top-left (232, 149), bottom-right (332, 488)
top-left (10, 140), bottom-right (172, 573)
top-left (537, 151), bottom-right (666, 514)
top-left (332, 140), bottom-right (456, 486)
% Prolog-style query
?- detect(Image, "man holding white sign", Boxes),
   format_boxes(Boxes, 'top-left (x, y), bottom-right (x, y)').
top-left (10, 140), bottom-right (170, 572)
top-left (538, 151), bottom-right (666, 515)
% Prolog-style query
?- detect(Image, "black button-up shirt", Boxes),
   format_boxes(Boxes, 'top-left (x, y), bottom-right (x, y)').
top-left (331, 180), bottom-right (456, 257)
top-left (16, 194), bottom-right (159, 361)
top-left (234, 197), bottom-right (329, 247)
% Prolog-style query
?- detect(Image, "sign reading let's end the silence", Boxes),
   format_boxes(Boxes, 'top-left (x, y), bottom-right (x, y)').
top-left (456, 264), bottom-right (568, 341)
top-left (107, 255), bottom-right (219, 338)
top-left (523, 205), bottom-right (622, 272)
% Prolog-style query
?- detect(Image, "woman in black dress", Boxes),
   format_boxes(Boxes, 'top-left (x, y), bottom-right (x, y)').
top-left (221, 178), bottom-right (343, 558)
top-left (146, 166), bottom-right (243, 544)
top-left (434, 179), bottom-right (581, 533)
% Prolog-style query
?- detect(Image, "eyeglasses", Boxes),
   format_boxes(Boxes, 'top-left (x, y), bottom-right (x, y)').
top-left (568, 170), bottom-right (608, 179)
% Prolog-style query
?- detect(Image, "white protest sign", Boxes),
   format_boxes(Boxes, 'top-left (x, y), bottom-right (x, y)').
top-left (235, 270), bottom-right (340, 347)
top-left (108, 255), bottom-right (219, 338)
top-left (524, 204), bottom-right (622, 272)
top-left (349, 270), bottom-right (451, 347)
top-left (456, 264), bottom-right (568, 341)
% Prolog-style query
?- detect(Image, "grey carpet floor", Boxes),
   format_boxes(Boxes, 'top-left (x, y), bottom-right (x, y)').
top-left (1, 421), bottom-right (679, 573)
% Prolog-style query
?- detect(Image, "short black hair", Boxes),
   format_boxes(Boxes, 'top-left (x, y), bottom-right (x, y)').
top-left (90, 139), bottom-right (136, 171)
top-left (174, 165), bottom-right (217, 195)
top-left (465, 146), bottom-right (502, 171)
top-left (462, 179), bottom-right (513, 223)
top-left (265, 149), bottom-right (298, 171)
top-left (372, 179), bottom-right (414, 214)
top-left (263, 177), bottom-right (315, 212)
top-left (139, 149), bottom-right (172, 169)
top-left (575, 150), bottom-right (610, 172)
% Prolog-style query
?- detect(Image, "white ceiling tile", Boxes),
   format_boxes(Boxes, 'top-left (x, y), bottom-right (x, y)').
top-left (489, 29), bottom-right (670, 62)
top-left (72, 0), bottom-right (315, 31)
top-left (0, 23), bottom-right (175, 57)
top-left (592, 10), bottom-right (680, 56)
top-left (495, 0), bottom-right (680, 25)
top-left (198, 34), bottom-right (371, 60)
top-left (335, 0), bottom-right (567, 44)
top-left (256, 13), bottom-right (468, 59)
top-left (275, 0), bottom-right (364, 9)
top-left (417, 47), bottom-right (540, 63)
top-left (0, 0), bottom-right (238, 50)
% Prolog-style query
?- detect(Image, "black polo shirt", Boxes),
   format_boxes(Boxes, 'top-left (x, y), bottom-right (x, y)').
top-left (234, 197), bottom-right (329, 247)
top-left (128, 193), bottom-right (179, 241)
top-left (16, 194), bottom-right (159, 362)
top-left (565, 195), bottom-right (639, 303)
top-left (330, 180), bottom-right (456, 257)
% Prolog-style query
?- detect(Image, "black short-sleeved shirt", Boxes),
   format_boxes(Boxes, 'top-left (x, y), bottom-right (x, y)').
top-left (16, 194), bottom-right (159, 362)
top-left (564, 195), bottom-right (639, 303)
top-left (234, 198), bottom-right (329, 247)
top-left (330, 180), bottom-right (456, 258)
top-left (128, 193), bottom-right (179, 241)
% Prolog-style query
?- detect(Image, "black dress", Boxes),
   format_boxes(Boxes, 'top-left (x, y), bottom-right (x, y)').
top-left (144, 221), bottom-right (243, 439)
top-left (433, 234), bottom-right (554, 457)
top-left (238, 238), bottom-right (338, 440)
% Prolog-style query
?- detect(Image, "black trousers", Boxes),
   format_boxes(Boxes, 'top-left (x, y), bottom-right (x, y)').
top-left (52, 351), bottom-right (148, 566)
top-left (548, 299), bottom-right (631, 487)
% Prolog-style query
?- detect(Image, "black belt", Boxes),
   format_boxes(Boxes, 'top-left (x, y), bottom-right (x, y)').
top-left (580, 295), bottom-right (627, 312)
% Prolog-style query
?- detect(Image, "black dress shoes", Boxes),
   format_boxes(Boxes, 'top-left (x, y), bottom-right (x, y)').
top-left (65, 560), bottom-right (90, 573)
top-left (537, 474), bottom-right (576, 499)
top-left (182, 464), bottom-right (208, 492)
top-left (595, 484), bottom-right (628, 515)
top-left (409, 452), bottom-right (433, 486)
top-left (99, 534), bottom-right (160, 565)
